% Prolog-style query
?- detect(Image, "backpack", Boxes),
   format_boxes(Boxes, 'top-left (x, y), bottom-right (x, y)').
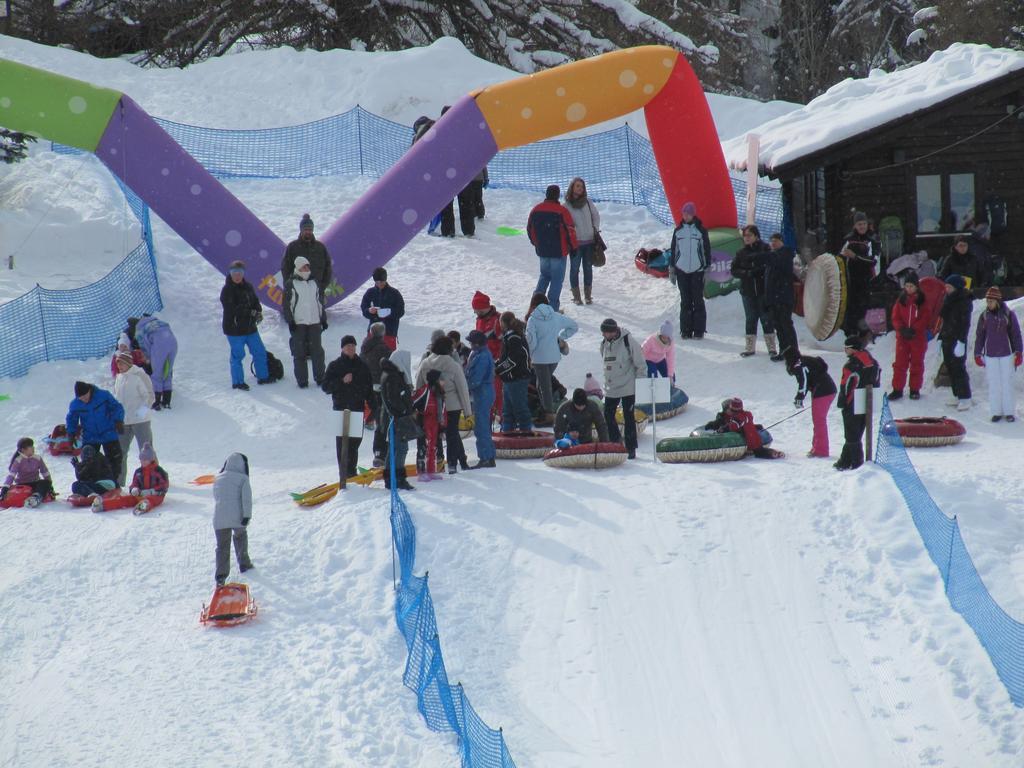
top-left (982, 194), bottom-right (1007, 236)
top-left (251, 351), bottom-right (285, 381)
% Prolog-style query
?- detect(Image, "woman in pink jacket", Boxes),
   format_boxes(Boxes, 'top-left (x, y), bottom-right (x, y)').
top-left (641, 321), bottom-right (676, 382)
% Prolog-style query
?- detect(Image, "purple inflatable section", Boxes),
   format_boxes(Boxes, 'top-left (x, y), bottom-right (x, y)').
top-left (318, 95), bottom-right (498, 300)
top-left (95, 96), bottom-right (287, 307)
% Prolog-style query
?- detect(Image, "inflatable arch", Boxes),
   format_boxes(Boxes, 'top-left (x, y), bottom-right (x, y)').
top-left (0, 48), bottom-right (736, 310)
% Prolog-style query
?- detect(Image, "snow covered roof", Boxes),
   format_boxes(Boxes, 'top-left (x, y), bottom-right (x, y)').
top-left (723, 43), bottom-right (1024, 176)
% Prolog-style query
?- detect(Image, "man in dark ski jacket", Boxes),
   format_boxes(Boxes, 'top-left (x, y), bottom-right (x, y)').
top-left (730, 224), bottom-right (775, 357)
top-left (220, 260), bottom-right (271, 390)
top-left (763, 233), bottom-right (798, 360)
top-left (495, 312), bottom-right (533, 432)
top-left (281, 213), bottom-right (333, 298)
top-left (554, 389), bottom-right (610, 445)
top-left (359, 267), bottom-right (405, 339)
top-left (361, 322), bottom-right (393, 465)
top-left (668, 201), bottom-right (711, 339)
top-left (527, 184), bottom-right (578, 312)
top-left (939, 273), bottom-right (974, 410)
top-left (840, 211), bottom-right (879, 336)
top-left (834, 336), bottom-right (880, 471)
top-left (322, 335), bottom-right (374, 481)
top-left (66, 381), bottom-right (125, 480)
top-left (379, 350), bottom-right (416, 490)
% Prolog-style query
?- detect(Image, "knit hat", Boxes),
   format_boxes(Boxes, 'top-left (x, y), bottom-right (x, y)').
top-left (372, 267), bottom-right (388, 282)
top-left (116, 352), bottom-right (133, 366)
top-left (583, 373), bottom-right (603, 397)
top-left (545, 184), bottom-right (560, 201)
top-left (853, 211), bottom-right (867, 224)
top-left (985, 286), bottom-right (1003, 301)
top-left (341, 335), bottom-right (358, 348)
top-left (229, 260), bottom-right (245, 272)
top-left (466, 329), bottom-right (487, 347)
top-left (74, 381), bottom-right (91, 398)
top-left (727, 397), bottom-right (743, 412)
top-left (117, 332), bottom-right (131, 351)
top-left (370, 322), bottom-right (386, 338)
top-left (659, 320), bottom-right (673, 338)
top-left (902, 270), bottom-right (919, 287)
top-left (945, 274), bottom-right (966, 290)
top-left (293, 256), bottom-right (311, 272)
top-left (471, 291), bottom-right (491, 311)
top-left (600, 318), bottom-right (619, 333)
top-left (81, 444), bottom-right (96, 460)
top-left (139, 442), bottom-right (157, 463)
top-left (572, 388), bottom-right (588, 407)
top-left (843, 335), bottom-right (863, 350)
top-left (300, 213), bottom-right (314, 231)
top-left (681, 202), bottom-right (697, 217)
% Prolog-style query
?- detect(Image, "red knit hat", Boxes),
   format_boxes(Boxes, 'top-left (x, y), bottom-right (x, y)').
top-left (471, 291), bottom-right (491, 310)
top-left (985, 286), bottom-right (1003, 302)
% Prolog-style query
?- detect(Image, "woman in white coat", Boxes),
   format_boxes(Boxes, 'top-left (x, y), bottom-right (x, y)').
top-left (112, 351), bottom-right (155, 486)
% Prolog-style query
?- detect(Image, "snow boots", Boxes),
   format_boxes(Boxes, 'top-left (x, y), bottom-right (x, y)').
top-left (740, 335), bottom-right (756, 357)
top-left (833, 441), bottom-right (864, 471)
top-left (765, 333), bottom-right (779, 359)
top-left (584, 285), bottom-right (593, 305)
top-left (153, 389), bottom-right (172, 410)
top-left (571, 287), bottom-right (583, 305)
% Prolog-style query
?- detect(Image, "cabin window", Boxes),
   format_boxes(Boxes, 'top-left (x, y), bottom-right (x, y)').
top-left (915, 172), bottom-right (975, 234)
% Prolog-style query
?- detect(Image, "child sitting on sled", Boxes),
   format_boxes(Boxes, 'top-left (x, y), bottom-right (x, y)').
top-left (71, 444), bottom-right (118, 497)
top-left (705, 397), bottom-right (781, 459)
top-left (1, 437), bottom-right (55, 507)
top-left (129, 442), bottom-right (169, 512)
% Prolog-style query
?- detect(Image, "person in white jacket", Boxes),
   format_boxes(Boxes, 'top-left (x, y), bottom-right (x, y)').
top-left (599, 317), bottom-right (647, 459)
top-left (212, 452), bottom-right (254, 586)
top-left (283, 255), bottom-right (327, 388)
top-left (112, 351), bottom-right (155, 486)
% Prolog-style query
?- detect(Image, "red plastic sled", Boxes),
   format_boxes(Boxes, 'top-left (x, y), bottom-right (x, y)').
top-left (0, 485), bottom-right (55, 508)
top-left (45, 424), bottom-right (81, 457)
top-left (68, 489), bottom-right (134, 511)
top-left (200, 583), bottom-right (257, 627)
top-left (634, 249), bottom-right (670, 279)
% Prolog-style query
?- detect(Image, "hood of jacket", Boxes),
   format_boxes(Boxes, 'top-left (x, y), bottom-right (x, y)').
top-left (388, 350), bottom-right (413, 384)
top-left (220, 452), bottom-right (249, 476)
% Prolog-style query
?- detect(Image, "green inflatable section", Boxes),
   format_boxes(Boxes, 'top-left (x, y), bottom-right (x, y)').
top-left (656, 432), bottom-right (745, 453)
top-left (705, 227), bottom-right (743, 299)
top-left (0, 59), bottom-right (122, 151)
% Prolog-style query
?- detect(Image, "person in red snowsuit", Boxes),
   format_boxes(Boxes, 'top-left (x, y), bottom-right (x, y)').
top-left (889, 271), bottom-right (929, 400)
top-left (413, 370), bottom-right (446, 476)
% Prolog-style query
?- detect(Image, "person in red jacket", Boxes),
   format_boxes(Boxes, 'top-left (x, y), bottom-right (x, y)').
top-left (835, 336), bottom-right (880, 471)
top-left (129, 442), bottom-right (169, 512)
top-left (527, 185), bottom-right (578, 312)
top-left (889, 271), bottom-right (930, 400)
top-left (472, 290), bottom-right (503, 426)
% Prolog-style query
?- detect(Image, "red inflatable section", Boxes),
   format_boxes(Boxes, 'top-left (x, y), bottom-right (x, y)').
top-left (644, 56), bottom-right (737, 229)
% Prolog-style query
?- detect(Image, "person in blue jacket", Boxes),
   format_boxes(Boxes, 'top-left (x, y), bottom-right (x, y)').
top-left (360, 267), bottom-right (405, 341)
top-left (464, 330), bottom-right (497, 469)
top-left (66, 380), bottom-right (125, 480)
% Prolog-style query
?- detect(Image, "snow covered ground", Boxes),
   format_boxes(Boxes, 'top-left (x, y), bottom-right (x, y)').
top-left (2, 36), bottom-right (1024, 768)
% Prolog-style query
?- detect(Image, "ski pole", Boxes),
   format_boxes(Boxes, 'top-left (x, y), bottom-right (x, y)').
top-left (764, 406), bottom-right (809, 430)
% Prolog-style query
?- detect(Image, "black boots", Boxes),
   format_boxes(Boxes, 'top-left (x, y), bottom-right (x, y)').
top-left (162, 389), bottom-right (172, 409)
top-left (833, 442), bottom-right (864, 471)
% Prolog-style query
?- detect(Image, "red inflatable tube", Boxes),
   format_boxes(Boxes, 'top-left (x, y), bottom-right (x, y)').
top-left (492, 431), bottom-right (555, 459)
top-left (892, 417), bottom-right (966, 448)
top-left (543, 442), bottom-right (629, 469)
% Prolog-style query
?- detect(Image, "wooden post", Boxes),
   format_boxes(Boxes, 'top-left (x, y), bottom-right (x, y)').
top-left (339, 409), bottom-right (351, 489)
top-left (864, 386), bottom-right (874, 462)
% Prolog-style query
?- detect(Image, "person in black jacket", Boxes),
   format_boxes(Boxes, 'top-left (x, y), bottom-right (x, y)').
top-left (939, 274), bottom-right (974, 410)
top-left (71, 444), bottom-right (117, 497)
top-left (495, 312), bottom-right (533, 432)
top-left (939, 236), bottom-right (982, 288)
top-left (834, 336), bottom-right (880, 471)
top-left (359, 267), bottom-right (405, 339)
top-left (281, 213), bottom-right (333, 299)
top-left (840, 211), bottom-right (879, 336)
top-left (321, 335), bottom-right (374, 481)
top-left (764, 233), bottom-right (798, 361)
top-left (784, 348), bottom-right (837, 458)
top-left (361, 322), bottom-right (393, 466)
top-left (379, 350), bottom-right (416, 491)
top-left (220, 260), bottom-right (272, 391)
top-left (730, 225), bottom-right (775, 358)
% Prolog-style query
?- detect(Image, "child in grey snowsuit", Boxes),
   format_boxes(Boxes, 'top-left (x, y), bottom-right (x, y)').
top-left (212, 452), bottom-right (254, 586)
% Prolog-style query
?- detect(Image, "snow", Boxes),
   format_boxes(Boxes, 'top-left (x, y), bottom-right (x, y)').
top-left (2, 35), bottom-right (1024, 768)
top-left (723, 42), bottom-right (1024, 174)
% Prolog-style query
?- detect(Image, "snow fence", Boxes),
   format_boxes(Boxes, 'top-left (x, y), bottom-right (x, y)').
top-left (874, 396), bottom-right (1024, 707)
top-left (387, 431), bottom-right (517, 767)
top-left (0, 175), bottom-right (162, 379)
top-left (1, 106), bottom-right (785, 379)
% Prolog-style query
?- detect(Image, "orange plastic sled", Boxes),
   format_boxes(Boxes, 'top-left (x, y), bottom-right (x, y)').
top-left (200, 583), bottom-right (257, 627)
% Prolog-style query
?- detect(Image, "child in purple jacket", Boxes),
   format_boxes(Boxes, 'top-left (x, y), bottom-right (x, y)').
top-left (1, 438), bottom-right (54, 506)
top-left (974, 286), bottom-right (1022, 422)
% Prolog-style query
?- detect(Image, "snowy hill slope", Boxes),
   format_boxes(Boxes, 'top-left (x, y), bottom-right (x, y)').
top-left (1, 38), bottom-right (1024, 768)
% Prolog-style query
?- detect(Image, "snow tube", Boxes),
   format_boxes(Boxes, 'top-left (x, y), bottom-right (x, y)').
top-left (883, 417), bottom-right (966, 448)
top-left (803, 253), bottom-right (848, 341)
top-left (616, 407), bottom-right (649, 434)
top-left (690, 427), bottom-right (773, 447)
top-left (492, 430), bottom-right (555, 459)
top-left (635, 386), bottom-right (689, 420)
top-left (656, 432), bottom-right (747, 463)
top-left (543, 442), bottom-right (628, 469)
top-left (0, 485), bottom-right (55, 508)
top-left (635, 249), bottom-right (670, 278)
top-left (459, 412), bottom-right (475, 439)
